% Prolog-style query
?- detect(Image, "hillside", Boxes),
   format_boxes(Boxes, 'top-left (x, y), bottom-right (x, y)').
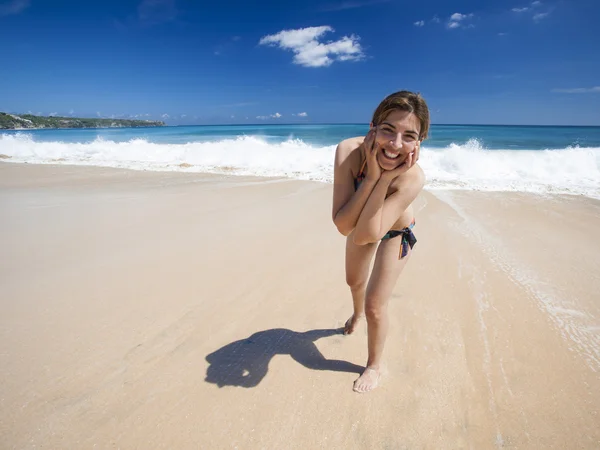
top-left (0, 112), bottom-right (165, 129)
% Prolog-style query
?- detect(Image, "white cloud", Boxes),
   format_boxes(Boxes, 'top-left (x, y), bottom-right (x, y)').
top-left (259, 26), bottom-right (364, 68)
top-left (96, 112), bottom-right (102, 117)
top-left (256, 112), bottom-right (283, 120)
top-left (0, 0), bottom-right (30, 17)
top-left (447, 12), bottom-right (474, 29)
top-left (161, 113), bottom-right (170, 118)
top-left (432, 15), bottom-right (441, 23)
top-left (498, 32), bottom-right (508, 36)
top-left (297, 112), bottom-right (308, 117)
top-left (414, 20), bottom-right (425, 27)
top-left (512, 1), bottom-right (546, 18)
top-left (69, 109), bottom-right (75, 116)
top-left (552, 87), bottom-right (600, 94)
top-left (450, 13), bottom-right (469, 20)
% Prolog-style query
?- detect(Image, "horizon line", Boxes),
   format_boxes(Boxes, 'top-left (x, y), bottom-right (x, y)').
top-left (168, 122), bottom-right (600, 128)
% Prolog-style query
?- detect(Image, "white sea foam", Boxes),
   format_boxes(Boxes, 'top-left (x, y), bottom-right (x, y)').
top-left (2, 133), bottom-right (600, 198)
top-left (421, 138), bottom-right (600, 198)
top-left (436, 191), bottom-right (600, 372)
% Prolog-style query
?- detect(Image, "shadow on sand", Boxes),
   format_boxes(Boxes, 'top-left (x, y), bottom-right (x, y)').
top-left (205, 328), bottom-right (364, 388)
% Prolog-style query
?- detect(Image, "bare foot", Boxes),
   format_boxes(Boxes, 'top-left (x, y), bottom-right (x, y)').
top-left (343, 314), bottom-right (363, 335)
top-left (353, 367), bottom-right (380, 393)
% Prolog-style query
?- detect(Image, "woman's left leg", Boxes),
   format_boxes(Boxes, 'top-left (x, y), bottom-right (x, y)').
top-left (353, 235), bottom-right (412, 393)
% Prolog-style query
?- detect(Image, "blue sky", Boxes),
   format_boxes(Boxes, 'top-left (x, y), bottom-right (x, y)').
top-left (0, 0), bottom-right (598, 125)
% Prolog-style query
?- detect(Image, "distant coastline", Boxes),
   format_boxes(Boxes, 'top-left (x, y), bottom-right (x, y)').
top-left (0, 112), bottom-right (165, 130)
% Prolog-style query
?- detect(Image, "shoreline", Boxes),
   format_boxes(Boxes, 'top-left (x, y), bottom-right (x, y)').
top-left (2, 159), bottom-right (599, 202)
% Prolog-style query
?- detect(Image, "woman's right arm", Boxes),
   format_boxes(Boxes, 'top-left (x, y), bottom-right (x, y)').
top-left (331, 141), bottom-right (378, 236)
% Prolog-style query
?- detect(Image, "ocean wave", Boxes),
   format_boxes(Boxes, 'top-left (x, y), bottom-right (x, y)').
top-left (420, 138), bottom-right (600, 198)
top-left (2, 133), bottom-right (600, 198)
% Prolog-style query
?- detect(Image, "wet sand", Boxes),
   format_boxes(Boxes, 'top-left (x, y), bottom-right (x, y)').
top-left (1, 162), bottom-right (599, 449)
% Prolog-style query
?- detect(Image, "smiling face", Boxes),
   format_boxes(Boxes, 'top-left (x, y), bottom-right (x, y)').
top-left (371, 109), bottom-right (422, 171)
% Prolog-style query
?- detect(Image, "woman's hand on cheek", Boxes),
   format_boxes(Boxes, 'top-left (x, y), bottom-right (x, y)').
top-left (413, 142), bottom-right (421, 163)
top-left (364, 129), bottom-right (382, 181)
top-left (381, 151), bottom-right (414, 182)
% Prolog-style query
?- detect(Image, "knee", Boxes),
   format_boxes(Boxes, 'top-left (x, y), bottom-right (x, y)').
top-left (346, 275), bottom-right (366, 292)
top-left (365, 297), bottom-right (387, 322)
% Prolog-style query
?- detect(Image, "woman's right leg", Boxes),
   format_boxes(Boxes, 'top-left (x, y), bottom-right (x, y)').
top-left (344, 230), bottom-right (378, 335)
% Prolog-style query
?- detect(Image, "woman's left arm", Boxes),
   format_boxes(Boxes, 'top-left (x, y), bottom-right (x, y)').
top-left (353, 166), bottom-right (425, 245)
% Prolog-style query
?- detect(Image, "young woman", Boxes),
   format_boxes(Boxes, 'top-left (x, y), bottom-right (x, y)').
top-left (331, 91), bottom-right (430, 393)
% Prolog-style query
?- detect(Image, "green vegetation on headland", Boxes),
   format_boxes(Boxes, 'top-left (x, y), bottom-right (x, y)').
top-left (0, 112), bottom-right (166, 129)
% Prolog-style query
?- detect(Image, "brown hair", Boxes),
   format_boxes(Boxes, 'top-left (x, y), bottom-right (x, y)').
top-left (371, 91), bottom-right (430, 141)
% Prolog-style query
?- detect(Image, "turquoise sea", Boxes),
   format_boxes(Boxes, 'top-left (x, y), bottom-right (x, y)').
top-left (2, 124), bottom-right (600, 197)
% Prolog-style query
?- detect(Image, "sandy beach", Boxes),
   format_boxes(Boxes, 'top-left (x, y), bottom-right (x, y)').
top-left (1, 162), bottom-right (599, 449)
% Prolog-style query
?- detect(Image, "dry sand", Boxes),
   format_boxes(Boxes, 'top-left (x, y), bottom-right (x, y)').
top-left (1, 162), bottom-right (599, 449)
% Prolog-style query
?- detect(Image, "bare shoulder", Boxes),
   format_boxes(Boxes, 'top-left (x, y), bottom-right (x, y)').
top-left (411, 163), bottom-right (426, 186)
top-left (392, 163), bottom-right (426, 190)
top-left (335, 136), bottom-right (364, 163)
